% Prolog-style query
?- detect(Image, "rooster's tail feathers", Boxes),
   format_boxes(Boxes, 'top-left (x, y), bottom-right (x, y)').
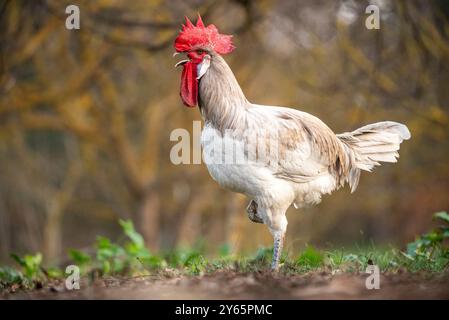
top-left (337, 121), bottom-right (411, 192)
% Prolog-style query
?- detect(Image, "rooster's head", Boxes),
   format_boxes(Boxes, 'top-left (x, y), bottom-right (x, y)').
top-left (174, 14), bottom-right (235, 107)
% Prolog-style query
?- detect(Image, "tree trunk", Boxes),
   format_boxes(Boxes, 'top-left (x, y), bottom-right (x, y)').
top-left (42, 158), bottom-right (82, 262)
top-left (139, 189), bottom-right (160, 252)
top-left (176, 191), bottom-right (210, 247)
top-left (224, 193), bottom-right (246, 252)
top-left (42, 202), bottom-right (64, 262)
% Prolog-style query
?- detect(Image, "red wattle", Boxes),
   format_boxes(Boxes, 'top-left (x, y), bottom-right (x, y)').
top-left (180, 61), bottom-right (198, 107)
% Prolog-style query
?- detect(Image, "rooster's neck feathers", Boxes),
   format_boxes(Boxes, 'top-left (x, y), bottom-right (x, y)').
top-left (198, 54), bottom-right (249, 132)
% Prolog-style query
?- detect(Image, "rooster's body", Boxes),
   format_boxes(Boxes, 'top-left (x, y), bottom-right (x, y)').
top-left (174, 16), bottom-right (410, 270)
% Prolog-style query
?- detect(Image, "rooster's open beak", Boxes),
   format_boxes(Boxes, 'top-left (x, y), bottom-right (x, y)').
top-left (175, 59), bottom-right (189, 68)
top-left (174, 52), bottom-right (189, 68)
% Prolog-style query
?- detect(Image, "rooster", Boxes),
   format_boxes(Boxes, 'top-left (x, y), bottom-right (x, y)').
top-left (174, 15), bottom-right (411, 270)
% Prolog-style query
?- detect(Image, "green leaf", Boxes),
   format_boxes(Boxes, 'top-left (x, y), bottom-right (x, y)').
top-left (119, 219), bottom-right (145, 247)
top-left (25, 253), bottom-right (42, 266)
top-left (96, 236), bottom-right (113, 249)
top-left (138, 255), bottom-right (166, 269)
top-left (24, 253), bottom-right (42, 275)
top-left (46, 267), bottom-right (63, 278)
top-left (102, 260), bottom-right (111, 274)
top-left (433, 211), bottom-right (449, 224)
top-left (10, 253), bottom-right (25, 267)
top-left (183, 251), bottom-right (203, 267)
top-left (296, 246), bottom-right (323, 268)
top-left (68, 249), bottom-right (91, 266)
top-left (406, 240), bottom-right (420, 257)
top-left (426, 231), bottom-right (443, 243)
top-left (95, 235), bottom-right (129, 274)
top-left (12, 253), bottom-right (43, 279)
top-left (442, 228), bottom-right (449, 238)
top-left (0, 266), bottom-right (24, 284)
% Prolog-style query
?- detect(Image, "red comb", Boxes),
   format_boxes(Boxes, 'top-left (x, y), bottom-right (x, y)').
top-left (174, 14), bottom-right (235, 55)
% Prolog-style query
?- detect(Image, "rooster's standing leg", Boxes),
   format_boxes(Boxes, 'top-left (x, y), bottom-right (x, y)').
top-left (263, 206), bottom-right (288, 271)
top-left (271, 231), bottom-right (285, 271)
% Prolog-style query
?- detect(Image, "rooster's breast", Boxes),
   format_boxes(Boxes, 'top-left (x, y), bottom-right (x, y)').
top-left (200, 124), bottom-right (295, 203)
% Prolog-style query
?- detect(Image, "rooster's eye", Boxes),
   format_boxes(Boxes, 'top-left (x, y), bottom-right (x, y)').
top-left (196, 50), bottom-right (205, 55)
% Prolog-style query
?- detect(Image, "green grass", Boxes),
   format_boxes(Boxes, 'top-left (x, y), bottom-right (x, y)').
top-left (1, 213), bottom-right (448, 291)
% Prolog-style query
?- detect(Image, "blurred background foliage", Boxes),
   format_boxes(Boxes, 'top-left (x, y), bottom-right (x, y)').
top-left (0, 0), bottom-right (448, 264)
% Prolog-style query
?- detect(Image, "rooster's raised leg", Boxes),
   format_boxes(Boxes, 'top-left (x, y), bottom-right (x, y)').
top-left (246, 200), bottom-right (263, 223)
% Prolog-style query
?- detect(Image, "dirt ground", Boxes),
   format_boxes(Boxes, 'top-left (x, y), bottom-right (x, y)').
top-left (2, 271), bottom-right (449, 300)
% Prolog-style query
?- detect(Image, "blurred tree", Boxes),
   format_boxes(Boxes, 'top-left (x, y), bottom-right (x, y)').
top-left (0, 0), bottom-right (448, 263)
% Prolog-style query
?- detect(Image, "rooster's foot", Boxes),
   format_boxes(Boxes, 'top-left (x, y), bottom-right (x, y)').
top-left (246, 200), bottom-right (263, 223)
